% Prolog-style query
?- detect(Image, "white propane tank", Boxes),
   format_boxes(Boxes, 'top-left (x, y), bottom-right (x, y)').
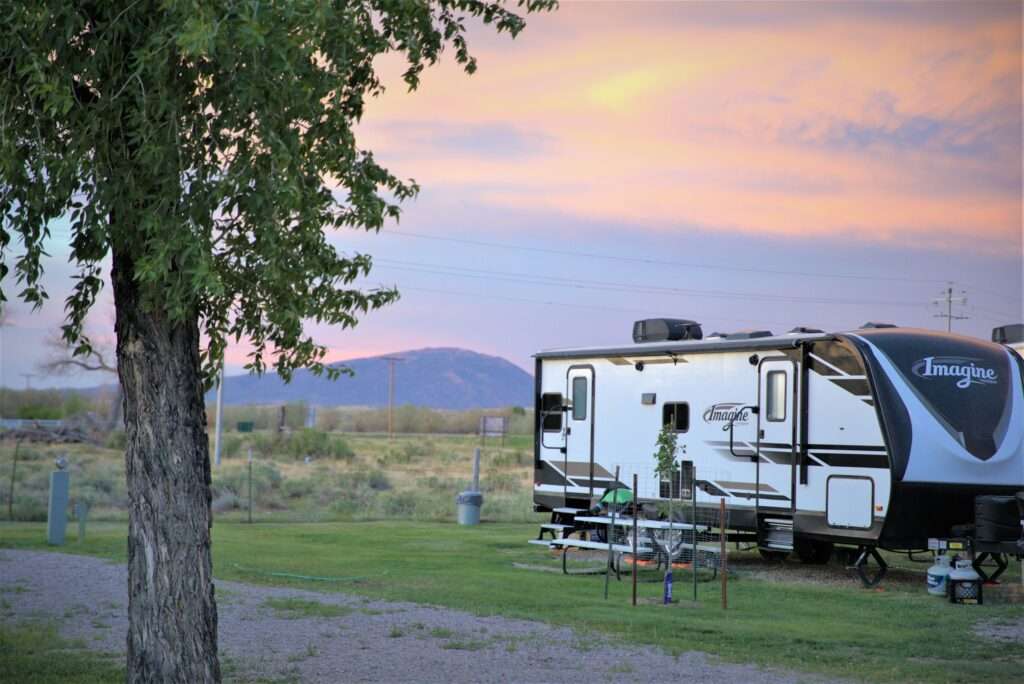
top-left (948, 559), bottom-right (983, 604)
top-left (926, 554), bottom-right (951, 596)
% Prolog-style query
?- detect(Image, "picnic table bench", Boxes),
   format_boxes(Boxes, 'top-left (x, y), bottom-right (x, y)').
top-left (543, 515), bottom-right (722, 577)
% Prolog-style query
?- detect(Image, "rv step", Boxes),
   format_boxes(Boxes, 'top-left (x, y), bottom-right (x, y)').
top-left (761, 540), bottom-right (794, 551)
top-left (541, 523), bottom-right (572, 530)
top-left (528, 539), bottom-right (554, 548)
top-left (553, 507), bottom-right (585, 515)
top-left (761, 516), bottom-right (793, 551)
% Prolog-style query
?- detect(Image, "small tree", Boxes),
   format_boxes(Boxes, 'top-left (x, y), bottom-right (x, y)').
top-left (652, 422), bottom-right (680, 578)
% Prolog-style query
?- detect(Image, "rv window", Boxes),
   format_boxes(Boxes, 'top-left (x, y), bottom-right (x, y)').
top-left (571, 377), bottom-right (588, 421)
top-left (541, 393), bottom-right (563, 432)
top-left (766, 371), bottom-right (787, 422)
top-left (662, 402), bottom-right (690, 432)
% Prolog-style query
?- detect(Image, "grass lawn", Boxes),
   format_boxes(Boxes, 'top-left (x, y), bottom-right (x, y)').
top-left (0, 621), bottom-right (123, 683)
top-left (2, 520), bottom-right (1022, 683)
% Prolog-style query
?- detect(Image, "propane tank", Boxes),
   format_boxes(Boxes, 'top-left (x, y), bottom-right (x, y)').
top-left (926, 554), bottom-right (951, 596)
top-left (948, 559), bottom-right (983, 604)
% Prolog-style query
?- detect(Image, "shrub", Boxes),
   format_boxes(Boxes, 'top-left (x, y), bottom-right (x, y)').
top-left (104, 431), bottom-right (127, 451)
top-left (367, 470), bottom-right (391, 491)
top-left (383, 491), bottom-right (417, 517)
top-left (282, 478), bottom-right (316, 499)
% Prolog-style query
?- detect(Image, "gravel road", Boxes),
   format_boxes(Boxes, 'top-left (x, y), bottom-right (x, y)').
top-left (1, 549), bottom-right (822, 683)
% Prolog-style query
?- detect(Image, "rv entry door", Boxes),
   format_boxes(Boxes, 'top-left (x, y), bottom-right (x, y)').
top-left (566, 367), bottom-right (595, 500)
top-left (757, 358), bottom-right (798, 513)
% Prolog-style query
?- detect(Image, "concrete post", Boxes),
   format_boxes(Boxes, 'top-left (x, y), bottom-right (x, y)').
top-left (47, 470), bottom-right (69, 545)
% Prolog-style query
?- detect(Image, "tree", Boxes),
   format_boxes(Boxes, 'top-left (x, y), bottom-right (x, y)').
top-left (39, 329), bottom-right (122, 430)
top-left (0, 2), bottom-right (554, 681)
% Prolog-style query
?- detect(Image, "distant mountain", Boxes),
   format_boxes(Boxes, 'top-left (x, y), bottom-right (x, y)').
top-left (208, 347), bottom-right (533, 410)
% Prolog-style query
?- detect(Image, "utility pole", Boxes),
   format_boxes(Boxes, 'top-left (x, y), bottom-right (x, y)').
top-left (932, 284), bottom-right (968, 332)
top-left (381, 356), bottom-right (404, 440)
top-left (20, 373), bottom-right (34, 390)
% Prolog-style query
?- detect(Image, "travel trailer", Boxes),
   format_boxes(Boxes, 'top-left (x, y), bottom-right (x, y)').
top-left (533, 320), bottom-right (1024, 583)
top-left (993, 323), bottom-right (1024, 357)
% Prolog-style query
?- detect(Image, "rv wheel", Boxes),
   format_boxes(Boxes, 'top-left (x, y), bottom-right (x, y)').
top-left (758, 549), bottom-right (789, 562)
top-left (794, 539), bottom-right (834, 565)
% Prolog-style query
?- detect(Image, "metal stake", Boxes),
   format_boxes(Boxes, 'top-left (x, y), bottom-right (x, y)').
top-left (604, 465), bottom-right (620, 600)
top-left (692, 470), bottom-right (698, 603)
top-left (632, 472), bottom-right (638, 607)
top-left (720, 497), bottom-right (727, 610)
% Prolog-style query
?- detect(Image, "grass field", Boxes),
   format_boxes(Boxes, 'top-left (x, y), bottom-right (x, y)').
top-left (3, 520), bottom-right (1022, 683)
top-left (0, 433), bottom-right (540, 524)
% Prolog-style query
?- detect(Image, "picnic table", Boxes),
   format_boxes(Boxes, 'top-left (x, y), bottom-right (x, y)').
top-left (549, 515), bottom-right (722, 576)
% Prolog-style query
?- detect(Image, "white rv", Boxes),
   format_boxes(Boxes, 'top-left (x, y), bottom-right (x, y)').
top-left (993, 323), bottom-right (1024, 358)
top-left (533, 320), bottom-right (1024, 582)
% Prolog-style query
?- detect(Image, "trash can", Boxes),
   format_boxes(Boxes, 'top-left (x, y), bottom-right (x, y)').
top-left (456, 491), bottom-right (483, 526)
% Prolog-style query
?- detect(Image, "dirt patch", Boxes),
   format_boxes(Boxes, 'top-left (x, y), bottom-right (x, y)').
top-left (973, 616), bottom-right (1024, 643)
top-left (726, 553), bottom-right (925, 589)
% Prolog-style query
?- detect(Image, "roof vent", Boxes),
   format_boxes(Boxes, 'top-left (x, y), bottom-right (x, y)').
top-left (723, 329), bottom-right (773, 340)
top-left (788, 326), bottom-right (824, 334)
top-left (861, 322), bottom-right (897, 329)
top-left (992, 323), bottom-right (1024, 345)
top-left (632, 319), bottom-right (703, 343)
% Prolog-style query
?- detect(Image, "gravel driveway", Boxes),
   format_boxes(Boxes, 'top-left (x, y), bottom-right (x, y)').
top-left (1, 549), bottom-right (819, 683)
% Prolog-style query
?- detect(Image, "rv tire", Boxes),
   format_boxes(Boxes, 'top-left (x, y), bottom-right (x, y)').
top-left (758, 549), bottom-right (789, 562)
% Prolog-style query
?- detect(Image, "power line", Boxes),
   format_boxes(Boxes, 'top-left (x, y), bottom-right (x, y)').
top-left (373, 258), bottom-right (937, 309)
top-left (384, 229), bottom-right (948, 284)
top-left (399, 285), bottom-right (820, 329)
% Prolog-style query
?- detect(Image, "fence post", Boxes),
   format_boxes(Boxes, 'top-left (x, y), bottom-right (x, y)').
top-left (720, 497), bottom-right (727, 610)
top-left (692, 468), bottom-right (697, 603)
top-left (632, 472), bottom-right (638, 607)
top-left (604, 465), bottom-right (620, 600)
top-left (247, 446), bottom-right (253, 524)
top-left (7, 439), bottom-right (20, 520)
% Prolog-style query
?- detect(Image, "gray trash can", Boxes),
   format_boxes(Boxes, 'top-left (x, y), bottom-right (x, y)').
top-left (456, 491), bottom-right (483, 526)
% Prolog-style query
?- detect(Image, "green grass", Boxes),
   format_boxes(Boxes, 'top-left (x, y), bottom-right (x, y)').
top-left (2, 520), bottom-right (1022, 682)
top-left (0, 621), bottom-right (123, 683)
top-left (262, 597), bottom-right (352, 619)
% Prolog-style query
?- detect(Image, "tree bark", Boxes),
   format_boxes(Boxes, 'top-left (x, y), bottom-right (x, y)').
top-left (112, 246), bottom-right (220, 683)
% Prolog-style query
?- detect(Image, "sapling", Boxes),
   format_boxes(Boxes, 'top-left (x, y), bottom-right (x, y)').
top-left (652, 423), bottom-right (680, 602)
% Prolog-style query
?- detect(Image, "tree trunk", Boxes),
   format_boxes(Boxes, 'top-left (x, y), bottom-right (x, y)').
top-left (112, 247), bottom-right (220, 683)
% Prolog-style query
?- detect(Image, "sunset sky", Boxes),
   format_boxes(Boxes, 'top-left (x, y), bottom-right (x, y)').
top-left (2, 1), bottom-right (1022, 388)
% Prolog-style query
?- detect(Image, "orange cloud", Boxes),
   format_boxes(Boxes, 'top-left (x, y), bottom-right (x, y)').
top-left (353, 4), bottom-right (1021, 252)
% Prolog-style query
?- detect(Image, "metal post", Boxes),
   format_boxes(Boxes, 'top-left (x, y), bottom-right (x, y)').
top-left (7, 439), bottom-right (20, 520)
top-left (720, 497), bottom-right (727, 610)
top-left (213, 360), bottom-right (224, 467)
top-left (247, 446), bottom-right (253, 524)
top-left (632, 472), bottom-right (638, 607)
top-left (471, 447), bottom-right (481, 492)
top-left (604, 465), bottom-right (620, 600)
top-left (692, 470), bottom-right (698, 603)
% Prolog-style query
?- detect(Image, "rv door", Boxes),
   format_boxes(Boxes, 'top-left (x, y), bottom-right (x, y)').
top-left (757, 358), bottom-right (798, 512)
top-left (566, 367), bottom-right (595, 500)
